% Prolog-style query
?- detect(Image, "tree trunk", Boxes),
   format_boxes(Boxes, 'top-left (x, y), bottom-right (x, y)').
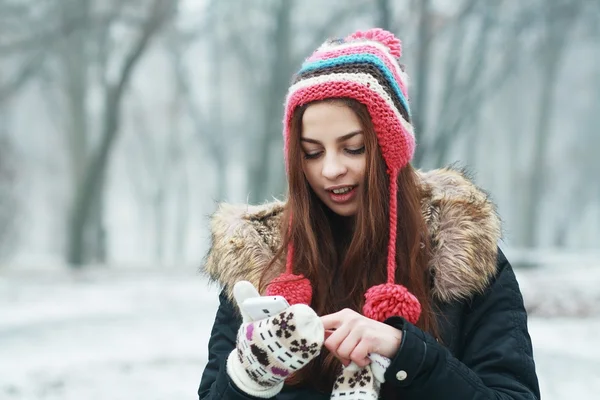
top-left (208, 21), bottom-right (226, 202)
top-left (432, 6), bottom-right (494, 167)
top-left (88, 170), bottom-right (107, 263)
top-left (67, 0), bottom-right (173, 266)
top-left (153, 188), bottom-right (166, 265)
top-left (521, 58), bottom-right (558, 248)
top-left (376, 0), bottom-right (392, 31)
top-left (0, 130), bottom-right (17, 259)
top-left (552, 79), bottom-right (600, 247)
top-left (412, 0), bottom-right (432, 166)
top-left (59, 0), bottom-right (95, 262)
top-left (214, 151), bottom-right (228, 202)
top-left (169, 5), bottom-right (227, 204)
top-left (522, 3), bottom-right (576, 248)
top-left (248, 1), bottom-right (293, 203)
top-left (174, 164), bottom-right (189, 263)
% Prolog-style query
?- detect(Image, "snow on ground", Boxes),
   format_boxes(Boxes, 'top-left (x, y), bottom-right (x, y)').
top-left (514, 263), bottom-right (600, 317)
top-left (1, 266), bottom-right (599, 399)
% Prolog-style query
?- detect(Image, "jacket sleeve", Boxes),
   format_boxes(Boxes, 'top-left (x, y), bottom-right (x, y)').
top-left (198, 289), bottom-right (270, 400)
top-left (382, 249), bottom-right (540, 399)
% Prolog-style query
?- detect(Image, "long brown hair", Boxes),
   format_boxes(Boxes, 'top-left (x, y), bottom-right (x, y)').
top-left (260, 98), bottom-right (435, 392)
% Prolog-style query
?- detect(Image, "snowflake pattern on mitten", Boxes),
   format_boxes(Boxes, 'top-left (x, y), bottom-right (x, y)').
top-left (331, 364), bottom-right (380, 400)
top-left (230, 304), bottom-right (324, 391)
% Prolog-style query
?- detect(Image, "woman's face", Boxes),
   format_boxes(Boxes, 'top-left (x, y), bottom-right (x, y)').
top-left (300, 102), bottom-right (366, 217)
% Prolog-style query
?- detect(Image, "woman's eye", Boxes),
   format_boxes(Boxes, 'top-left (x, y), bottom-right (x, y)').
top-left (303, 151), bottom-right (322, 160)
top-left (345, 146), bottom-right (365, 155)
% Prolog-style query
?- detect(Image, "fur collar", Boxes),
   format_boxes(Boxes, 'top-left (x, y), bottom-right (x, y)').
top-left (202, 168), bottom-right (501, 304)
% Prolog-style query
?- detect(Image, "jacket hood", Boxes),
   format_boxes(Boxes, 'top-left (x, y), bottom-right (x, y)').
top-left (202, 168), bottom-right (501, 304)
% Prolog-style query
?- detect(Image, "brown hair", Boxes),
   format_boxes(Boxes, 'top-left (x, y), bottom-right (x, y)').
top-left (260, 98), bottom-right (435, 392)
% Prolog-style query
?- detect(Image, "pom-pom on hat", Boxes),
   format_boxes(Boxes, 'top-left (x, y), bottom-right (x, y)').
top-left (267, 28), bottom-right (420, 325)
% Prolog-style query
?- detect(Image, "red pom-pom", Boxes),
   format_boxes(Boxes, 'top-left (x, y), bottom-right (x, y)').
top-left (346, 28), bottom-right (402, 59)
top-left (265, 273), bottom-right (312, 305)
top-left (362, 283), bottom-right (421, 323)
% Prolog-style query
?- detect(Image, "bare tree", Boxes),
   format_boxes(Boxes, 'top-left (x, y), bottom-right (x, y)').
top-left (376, 0), bottom-right (392, 31)
top-left (411, 0), bottom-right (434, 160)
top-left (247, 0), bottom-right (295, 202)
top-left (0, 133), bottom-right (18, 260)
top-left (410, 0), bottom-right (537, 167)
top-left (551, 6), bottom-right (600, 247)
top-left (521, 0), bottom-right (582, 248)
top-left (2, 0), bottom-right (177, 265)
top-left (0, 2), bottom-right (49, 104)
top-left (214, 0), bottom-right (372, 202)
top-left (67, 0), bottom-right (177, 266)
top-left (167, 0), bottom-right (230, 203)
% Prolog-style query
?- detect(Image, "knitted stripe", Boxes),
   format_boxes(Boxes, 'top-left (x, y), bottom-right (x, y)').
top-left (297, 63), bottom-right (410, 122)
top-left (286, 73), bottom-right (413, 134)
top-left (285, 72), bottom-right (414, 138)
top-left (298, 54), bottom-right (410, 117)
top-left (283, 75), bottom-right (415, 169)
top-left (308, 41), bottom-right (409, 98)
top-left (284, 75), bottom-right (415, 170)
top-left (304, 44), bottom-right (409, 104)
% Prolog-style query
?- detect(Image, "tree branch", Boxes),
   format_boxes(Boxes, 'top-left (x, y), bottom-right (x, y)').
top-left (296, 2), bottom-right (372, 62)
top-left (0, 51), bottom-right (45, 104)
top-left (0, 11), bottom-right (121, 53)
top-left (67, 0), bottom-right (176, 265)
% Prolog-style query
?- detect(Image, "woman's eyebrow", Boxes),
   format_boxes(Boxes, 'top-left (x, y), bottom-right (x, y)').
top-left (300, 137), bottom-right (321, 144)
top-left (301, 131), bottom-right (363, 144)
top-left (336, 131), bottom-right (363, 143)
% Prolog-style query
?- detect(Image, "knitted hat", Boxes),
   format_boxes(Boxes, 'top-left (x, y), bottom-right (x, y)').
top-left (266, 28), bottom-right (421, 325)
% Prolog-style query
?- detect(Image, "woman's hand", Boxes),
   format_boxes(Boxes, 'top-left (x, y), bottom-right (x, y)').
top-left (320, 308), bottom-right (403, 368)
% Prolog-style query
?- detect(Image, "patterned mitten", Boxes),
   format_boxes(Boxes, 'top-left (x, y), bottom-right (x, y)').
top-left (227, 304), bottom-right (324, 398)
top-left (330, 354), bottom-right (391, 400)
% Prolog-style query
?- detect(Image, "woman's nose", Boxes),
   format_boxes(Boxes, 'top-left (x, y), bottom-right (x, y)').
top-left (321, 153), bottom-right (347, 180)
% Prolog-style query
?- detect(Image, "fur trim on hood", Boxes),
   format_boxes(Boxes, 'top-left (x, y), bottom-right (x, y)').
top-left (202, 168), bottom-right (501, 304)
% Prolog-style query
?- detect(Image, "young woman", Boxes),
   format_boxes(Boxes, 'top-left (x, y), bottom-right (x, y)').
top-left (198, 28), bottom-right (540, 399)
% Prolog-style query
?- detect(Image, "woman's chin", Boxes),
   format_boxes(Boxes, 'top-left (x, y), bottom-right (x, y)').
top-left (325, 201), bottom-right (358, 217)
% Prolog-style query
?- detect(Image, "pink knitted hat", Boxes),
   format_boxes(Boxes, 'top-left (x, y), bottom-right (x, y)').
top-left (266, 28), bottom-right (420, 325)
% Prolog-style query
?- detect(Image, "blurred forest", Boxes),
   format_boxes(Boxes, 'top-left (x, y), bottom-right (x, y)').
top-left (1, 0), bottom-right (599, 268)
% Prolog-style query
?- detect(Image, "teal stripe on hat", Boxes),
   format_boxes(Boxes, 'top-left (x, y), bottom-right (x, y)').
top-left (299, 54), bottom-right (410, 117)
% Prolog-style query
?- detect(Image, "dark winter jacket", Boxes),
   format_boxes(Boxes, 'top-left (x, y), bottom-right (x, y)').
top-left (198, 168), bottom-right (540, 400)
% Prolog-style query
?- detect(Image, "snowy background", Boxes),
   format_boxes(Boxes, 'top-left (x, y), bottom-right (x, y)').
top-left (2, 1), bottom-right (600, 399)
top-left (2, 260), bottom-right (599, 400)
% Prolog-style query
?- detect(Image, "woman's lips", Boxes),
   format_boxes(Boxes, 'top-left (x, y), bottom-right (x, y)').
top-left (327, 186), bottom-right (358, 204)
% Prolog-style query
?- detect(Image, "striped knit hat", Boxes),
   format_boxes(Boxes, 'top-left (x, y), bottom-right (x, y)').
top-left (266, 28), bottom-right (421, 325)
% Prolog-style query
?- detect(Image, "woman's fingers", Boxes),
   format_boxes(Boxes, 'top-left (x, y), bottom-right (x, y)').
top-left (324, 321), bottom-right (361, 366)
top-left (320, 309), bottom-right (350, 331)
top-left (321, 309), bottom-right (381, 367)
top-left (349, 339), bottom-right (372, 368)
top-left (335, 328), bottom-right (363, 361)
top-left (323, 322), bottom-right (351, 354)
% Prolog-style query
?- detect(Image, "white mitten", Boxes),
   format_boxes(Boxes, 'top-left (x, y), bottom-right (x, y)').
top-left (227, 281), bottom-right (325, 398)
top-left (330, 354), bottom-right (391, 400)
